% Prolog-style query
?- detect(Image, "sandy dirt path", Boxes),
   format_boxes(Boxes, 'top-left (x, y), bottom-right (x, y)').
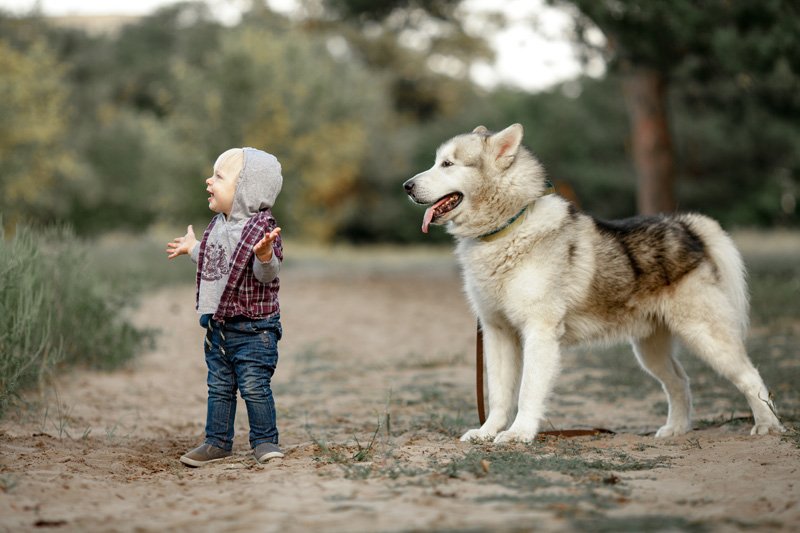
top-left (1, 251), bottom-right (799, 532)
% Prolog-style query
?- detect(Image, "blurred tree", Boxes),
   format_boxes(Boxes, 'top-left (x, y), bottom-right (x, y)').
top-left (555, 0), bottom-right (800, 220)
top-left (488, 77), bottom-right (636, 218)
top-left (0, 34), bottom-right (77, 229)
top-left (2, 1), bottom-right (794, 242)
top-left (289, 0), bottom-right (508, 241)
top-left (309, 0), bottom-right (492, 121)
top-left (557, 1), bottom-right (694, 214)
top-left (106, 2), bottom-right (223, 117)
top-left (333, 0), bottom-right (799, 225)
top-left (63, 111), bottom-right (196, 233)
top-left (671, 1), bottom-right (800, 226)
top-left (4, 4), bottom-right (226, 234)
top-left (169, 12), bottom-right (397, 241)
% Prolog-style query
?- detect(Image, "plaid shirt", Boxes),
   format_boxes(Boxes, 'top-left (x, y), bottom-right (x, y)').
top-left (195, 209), bottom-right (282, 321)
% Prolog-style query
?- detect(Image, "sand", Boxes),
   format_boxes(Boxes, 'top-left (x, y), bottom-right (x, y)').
top-left (1, 253), bottom-right (798, 532)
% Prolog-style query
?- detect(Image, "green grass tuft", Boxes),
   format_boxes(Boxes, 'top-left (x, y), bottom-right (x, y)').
top-left (570, 514), bottom-right (710, 532)
top-left (0, 224), bottom-right (152, 416)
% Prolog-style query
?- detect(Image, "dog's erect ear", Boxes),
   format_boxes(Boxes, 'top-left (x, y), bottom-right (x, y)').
top-left (472, 125), bottom-right (489, 134)
top-left (491, 123), bottom-right (524, 169)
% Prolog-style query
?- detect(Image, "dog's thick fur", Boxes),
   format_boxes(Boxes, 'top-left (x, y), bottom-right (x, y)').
top-left (404, 123), bottom-right (784, 444)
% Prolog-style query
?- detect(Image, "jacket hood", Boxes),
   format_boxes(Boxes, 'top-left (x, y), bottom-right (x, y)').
top-left (229, 148), bottom-right (283, 223)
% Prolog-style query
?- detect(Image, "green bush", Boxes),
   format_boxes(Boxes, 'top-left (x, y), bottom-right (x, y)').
top-left (0, 224), bottom-right (150, 415)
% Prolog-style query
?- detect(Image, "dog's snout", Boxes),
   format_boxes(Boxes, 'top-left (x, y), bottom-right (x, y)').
top-left (403, 179), bottom-right (415, 194)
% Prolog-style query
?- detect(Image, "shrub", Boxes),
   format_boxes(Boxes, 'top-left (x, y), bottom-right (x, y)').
top-left (0, 223), bottom-right (150, 415)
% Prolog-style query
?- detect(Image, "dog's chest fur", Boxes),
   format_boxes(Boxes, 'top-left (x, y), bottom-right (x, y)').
top-left (454, 197), bottom-right (581, 330)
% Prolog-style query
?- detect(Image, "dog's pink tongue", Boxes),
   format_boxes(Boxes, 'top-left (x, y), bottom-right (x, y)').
top-left (422, 206), bottom-right (435, 234)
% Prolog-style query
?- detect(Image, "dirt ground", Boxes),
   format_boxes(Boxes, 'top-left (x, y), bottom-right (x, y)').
top-left (1, 247), bottom-right (799, 532)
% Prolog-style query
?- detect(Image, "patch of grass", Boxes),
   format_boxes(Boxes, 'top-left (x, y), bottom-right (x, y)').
top-left (395, 378), bottom-right (478, 438)
top-left (0, 474), bottom-right (19, 493)
top-left (430, 441), bottom-right (669, 513)
top-left (47, 394), bottom-right (73, 439)
top-left (414, 409), bottom-right (474, 438)
top-left (781, 422), bottom-right (800, 448)
top-left (310, 437), bottom-right (421, 480)
top-left (570, 514), bottom-right (710, 532)
top-left (438, 439), bottom-right (668, 490)
top-left (397, 351), bottom-right (467, 370)
top-left (399, 381), bottom-right (468, 408)
top-left (308, 425), bottom-right (428, 481)
top-left (446, 445), bottom-right (668, 488)
top-left (437, 446), bottom-right (556, 492)
top-left (308, 416), bottom-right (425, 480)
top-left (351, 423), bottom-right (381, 462)
top-left (0, 224), bottom-right (153, 416)
top-left (694, 413), bottom-right (752, 430)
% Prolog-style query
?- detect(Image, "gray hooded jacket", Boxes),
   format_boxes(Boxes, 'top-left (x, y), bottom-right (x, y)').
top-left (191, 148), bottom-right (283, 315)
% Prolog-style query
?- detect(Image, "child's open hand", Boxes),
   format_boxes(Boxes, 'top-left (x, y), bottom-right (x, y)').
top-left (166, 225), bottom-right (198, 259)
top-left (254, 227), bottom-right (281, 263)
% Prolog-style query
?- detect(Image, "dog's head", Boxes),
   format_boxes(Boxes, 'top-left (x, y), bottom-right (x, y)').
top-left (403, 123), bottom-right (549, 239)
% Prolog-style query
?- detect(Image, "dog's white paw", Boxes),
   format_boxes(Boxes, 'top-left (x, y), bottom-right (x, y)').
top-left (655, 423), bottom-right (691, 438)
top-left (460, 428), bottom-right (496, 442)
top-left (493, 428), bottom-right (537, 444)
top-left (751, 422), bottom-right (786, 436)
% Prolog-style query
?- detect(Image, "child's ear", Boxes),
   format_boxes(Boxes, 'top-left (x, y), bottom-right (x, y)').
top-left (490, 123), bottom-right (524, 169)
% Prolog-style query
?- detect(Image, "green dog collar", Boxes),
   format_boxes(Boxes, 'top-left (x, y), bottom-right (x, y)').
top-left (477, 180), bottom-right (556, 242)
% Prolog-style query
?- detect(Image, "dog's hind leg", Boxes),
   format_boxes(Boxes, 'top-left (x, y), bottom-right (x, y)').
top-left (632, 325), bottom-right (692, 437)
top-left (668, 293), bottom-right (785, 435)
top-left (460, 320), bottom-right (521, 442)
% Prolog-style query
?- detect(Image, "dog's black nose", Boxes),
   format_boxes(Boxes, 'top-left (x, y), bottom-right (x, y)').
top-left (403, 180), bottom-right (415, 193)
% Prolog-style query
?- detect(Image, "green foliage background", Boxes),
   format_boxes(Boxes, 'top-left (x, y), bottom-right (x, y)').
top-left (0, 1), bottom-right (798, 243)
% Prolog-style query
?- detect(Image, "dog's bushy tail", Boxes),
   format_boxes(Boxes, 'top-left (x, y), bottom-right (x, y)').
top-left (689, 214), bottom-right (750, 339)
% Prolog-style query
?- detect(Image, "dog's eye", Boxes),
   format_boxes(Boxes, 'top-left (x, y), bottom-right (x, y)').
top-left (441, 160), bottom-right (453, 168)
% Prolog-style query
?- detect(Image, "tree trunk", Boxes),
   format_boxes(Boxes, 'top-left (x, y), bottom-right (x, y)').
top-left (621, 68), bottom-right (676, 215)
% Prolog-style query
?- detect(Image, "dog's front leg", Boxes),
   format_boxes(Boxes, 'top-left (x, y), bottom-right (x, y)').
top-left (494, 326), bottom-right (561, 444)
top-left (460, 322), bottom-right (520, 442)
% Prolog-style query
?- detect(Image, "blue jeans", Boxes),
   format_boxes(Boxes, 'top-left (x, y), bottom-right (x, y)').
top-left (200, 314), bottom-right (281, 451)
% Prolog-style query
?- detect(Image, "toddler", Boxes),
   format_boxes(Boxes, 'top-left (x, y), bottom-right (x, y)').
top-left (166, 147), bottom-right (285, 466)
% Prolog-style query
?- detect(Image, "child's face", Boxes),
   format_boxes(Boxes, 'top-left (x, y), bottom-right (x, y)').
top-left (206, 160), bottom-right (238, 216)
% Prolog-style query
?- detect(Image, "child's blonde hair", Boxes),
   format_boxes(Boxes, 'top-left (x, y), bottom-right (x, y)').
top-left (214, 148), bottom-right (244, 182)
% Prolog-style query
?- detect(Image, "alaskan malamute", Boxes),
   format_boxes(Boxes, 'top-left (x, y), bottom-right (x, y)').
top-left (404, 123), bottom-right (784, 443)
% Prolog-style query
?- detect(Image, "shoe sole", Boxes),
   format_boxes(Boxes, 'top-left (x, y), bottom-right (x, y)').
top-left (255, 451), bottom-right (284, 463)
top-left (179, 454), bottom-right (232, 467)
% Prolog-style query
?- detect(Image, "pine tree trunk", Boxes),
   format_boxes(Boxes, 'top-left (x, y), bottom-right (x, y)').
top-left (621, 68), bottom-right (676, 215)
